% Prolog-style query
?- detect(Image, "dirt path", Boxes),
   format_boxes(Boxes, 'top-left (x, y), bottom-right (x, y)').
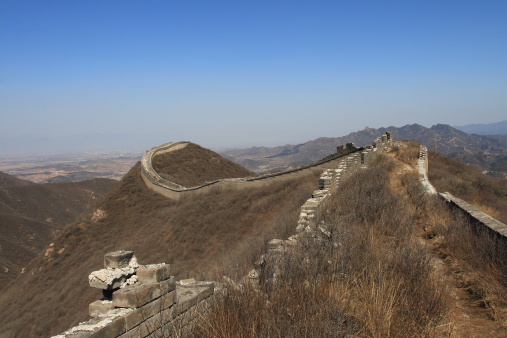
top-left (387, 144), bottom-right (507, 337)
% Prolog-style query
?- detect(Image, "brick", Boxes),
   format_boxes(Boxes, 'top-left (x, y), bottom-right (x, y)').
top-left (104, 251), bottom-right (135, 268)
top-left (160, 276), bottom-right (176, 294)
top-left (137, 264), bottom-right (171, 283)
top-left (104, 250), bottom-right (135, 269)
top-left (124, 291), bottom-right (175, 330)
top-left (89, 315), bottom-right (126, 338)
top-left (113, 282), bottom-right (164, 308)
top-left (89, 299), bottom-right (114, 317)
top-left (89, 267), bottom-right (135, 290)
top-left (173, 284), bottom-right (214, 317)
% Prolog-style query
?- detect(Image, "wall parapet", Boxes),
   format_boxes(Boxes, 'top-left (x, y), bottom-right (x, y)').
top-left (54, 251), bottom-right (214, 338)
top-left (418, 145), bottom-right (437, 195)
top-left (439, 192), bottom-right (507, 238)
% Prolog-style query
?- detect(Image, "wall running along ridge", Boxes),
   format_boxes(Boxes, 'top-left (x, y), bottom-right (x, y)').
top-left (246, 133), bottom-right (395, 286)
top-left (54, 133), bottom-right (396, 337)
top-left (418, 145), bottom-right (507, 239)
top-left (140, 136), bottom-right (397, 200)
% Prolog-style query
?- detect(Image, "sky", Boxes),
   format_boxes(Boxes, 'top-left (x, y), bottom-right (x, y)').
top-left (1, 0), bottom-right (506, 153)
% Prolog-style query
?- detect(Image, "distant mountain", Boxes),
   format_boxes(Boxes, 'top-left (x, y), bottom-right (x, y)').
top-left (221, 124), bottom-right (507, 177)
top-left (454, 120), bottom-right (507, 135)
top-left (0, 173), bottom-right (117, 289)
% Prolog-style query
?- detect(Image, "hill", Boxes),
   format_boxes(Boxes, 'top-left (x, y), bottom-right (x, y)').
top-left (0, 171), bottom-right (35, 187)
top-left (0, 173), bottom-right (117, 289)
top-left (152, 143), bottom-right (255, 187)
top-left (221, 124), bottom-right (507, 177)
top-left (0, 145), bottom-right (319, 337)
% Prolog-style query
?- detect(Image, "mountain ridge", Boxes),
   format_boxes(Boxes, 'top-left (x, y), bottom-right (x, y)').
top-left (221, 123), bottom-right (507, 177)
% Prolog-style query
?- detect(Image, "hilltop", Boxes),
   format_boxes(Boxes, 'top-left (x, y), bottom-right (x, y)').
top-left (0, 144), bottom-right (318, 337)
top-left (0, 173), bottom-right (117, 289)
top-left (152, 143), bottom-right (255, 187)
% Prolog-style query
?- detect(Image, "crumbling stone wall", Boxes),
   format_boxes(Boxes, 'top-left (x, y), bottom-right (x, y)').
top-left (247, 134), bottom-right (394, 287)
top-left (54, 251), bottom-right (214, 338)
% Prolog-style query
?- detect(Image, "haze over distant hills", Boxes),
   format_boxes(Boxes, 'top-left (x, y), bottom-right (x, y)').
top-left (221, 123), bottom-right (507, 178)
top-left (454, 120), bottom-right (507, 135)
top-left (0, 132), bottom-right (168, 156)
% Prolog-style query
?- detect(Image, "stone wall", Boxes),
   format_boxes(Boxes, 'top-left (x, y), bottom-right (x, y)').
top-left (418, 145), bottom-right (437, 195)
top-left (440, 192), bottom-right (507, 239)
top-left (248, 135), bottom-right (394, 287)
top-left (141, 133), bottom-right (394, 200)
top-left (417, 144), bottom-right (507, 239)
top-left (53, 251), bottom-right (214, 338)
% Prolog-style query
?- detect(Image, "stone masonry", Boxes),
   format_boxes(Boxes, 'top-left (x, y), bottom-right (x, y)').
top-left (54, 251), bottom-right (214, 338)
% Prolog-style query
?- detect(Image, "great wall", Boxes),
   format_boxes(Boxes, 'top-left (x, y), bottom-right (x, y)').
top-left (54, 133), bottom-right (507, 337)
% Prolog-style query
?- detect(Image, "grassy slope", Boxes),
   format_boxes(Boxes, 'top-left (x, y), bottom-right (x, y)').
top-left (0, 152), bottom-right (318, 337)
top-left (0, 177), bottom-right (117, 289)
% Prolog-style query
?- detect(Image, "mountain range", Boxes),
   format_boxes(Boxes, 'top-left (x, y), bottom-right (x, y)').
top-left (454, 120), bottom-right (507, 135)
top-left (221, 124), bottom-right (507, 178)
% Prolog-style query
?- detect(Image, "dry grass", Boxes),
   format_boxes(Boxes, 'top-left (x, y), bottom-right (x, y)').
top-left (196, 155), bottom-right (448, 337)
top-left (428, 151), bottom-right (507, 224)
top-left (425, 197), bottom-right (507, 320)
top-left (0, 159), bottom-right (319, 337)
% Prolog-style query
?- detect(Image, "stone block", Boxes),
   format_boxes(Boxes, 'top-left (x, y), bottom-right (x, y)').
top-left (89, 315), bottom-right (126, 338)
top-left (173, 284), bottom-right (214, 317)
top-left (124, 291), bottom-right (175, 330)
top-left (113, 282), bottom-right (165, 308)
top-left (89, 299), bottom-right (114, 317)
top-left (89, 267), bottom-right (135, 290)
top-left (104, 250), bottom-right (136, 269)
top-left (137, 264), bottom-right (171, 283)
top-left (160, 276), bottom-right (176, 294)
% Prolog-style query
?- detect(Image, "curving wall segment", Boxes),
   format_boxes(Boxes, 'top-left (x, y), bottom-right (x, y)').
top-left (140, 133), bottom-right (394, 200)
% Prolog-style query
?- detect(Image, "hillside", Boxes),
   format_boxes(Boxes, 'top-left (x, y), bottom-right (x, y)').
top-left (0, 146), bottom-right (319, 337)
top-left (221, 124), bottom-right (507, 177)
top-left (0, 173), bottom-right (117, 289)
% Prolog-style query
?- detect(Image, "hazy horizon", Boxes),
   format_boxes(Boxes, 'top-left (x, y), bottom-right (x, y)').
top-left (1, 1), bottom-right (506, 153)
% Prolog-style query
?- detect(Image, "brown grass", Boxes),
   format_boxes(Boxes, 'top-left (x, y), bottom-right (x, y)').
top-left (196, 155), bottom-right (448, 337)
top-left (428, 151), bottom-right (507, 224)
top-left (424, 196), bottom-right (507, 320)
top-left (0, 159), bottom-right (318, 337)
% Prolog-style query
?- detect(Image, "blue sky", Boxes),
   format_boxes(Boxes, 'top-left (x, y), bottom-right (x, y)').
top-left (1, 1), bottom-right (506, 151)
